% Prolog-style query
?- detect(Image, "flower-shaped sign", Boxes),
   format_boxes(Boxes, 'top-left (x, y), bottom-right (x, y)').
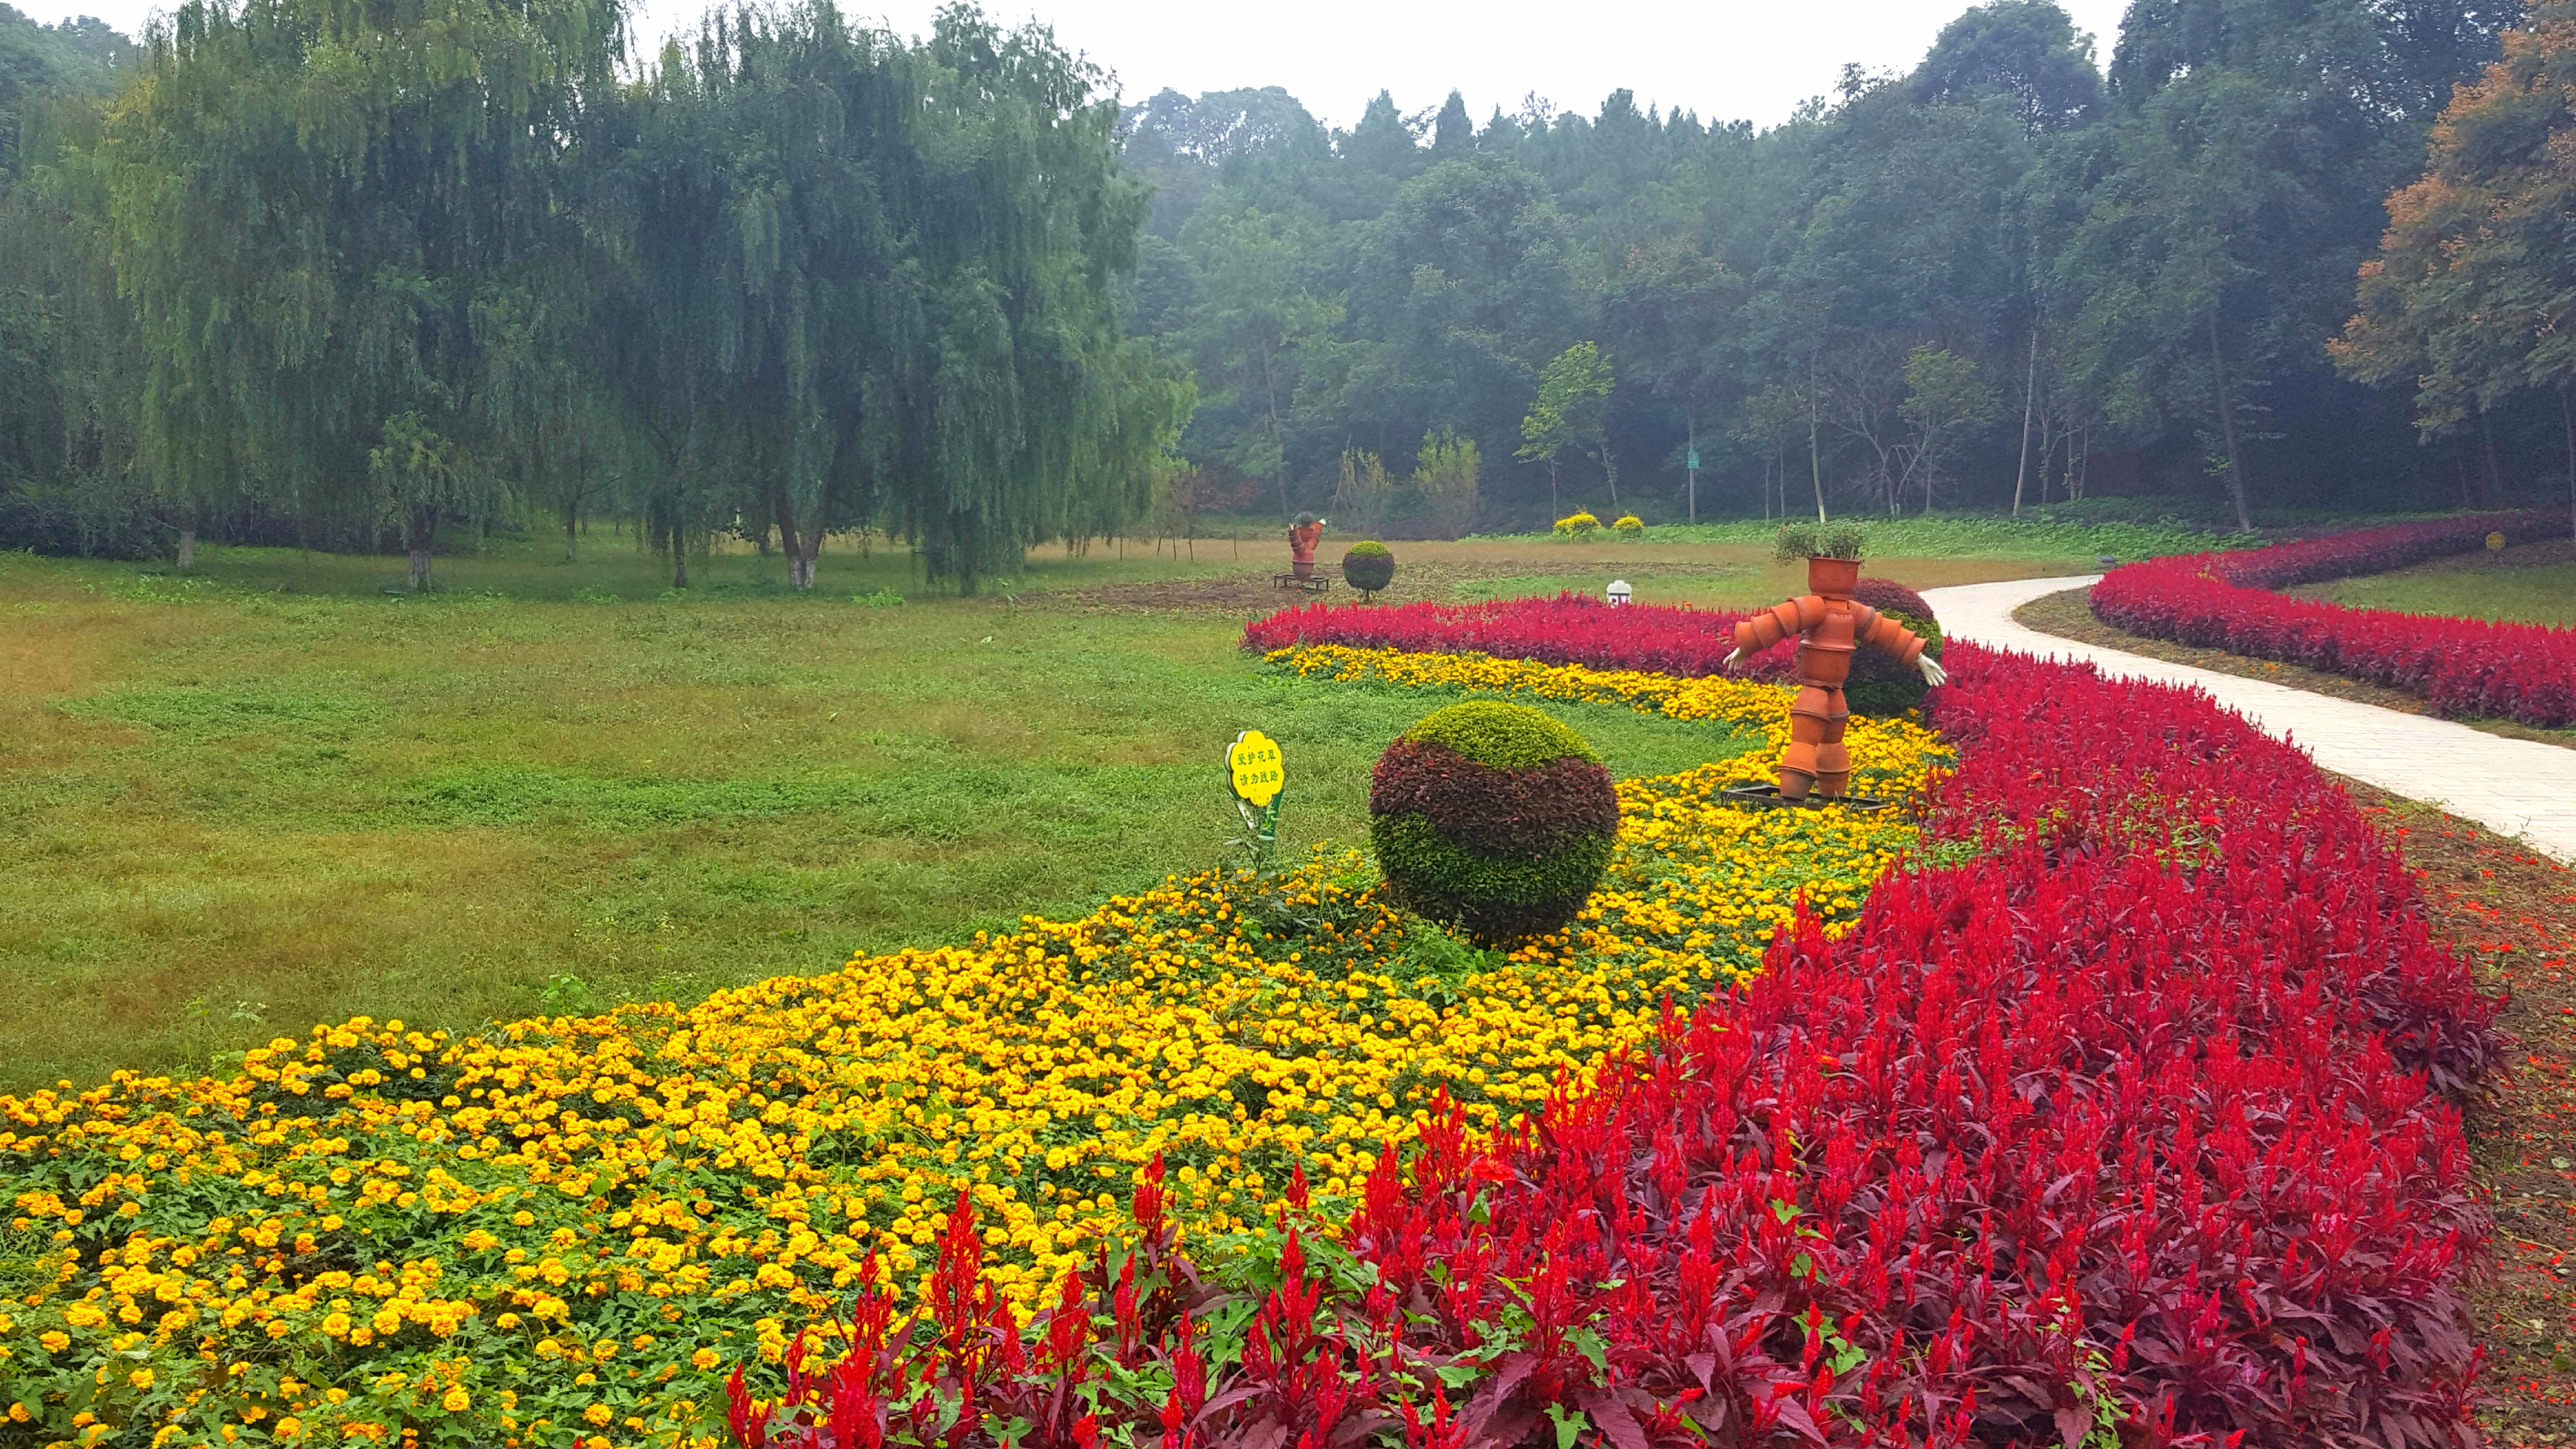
top-left (1226, 729), bottom-right (1285, 807)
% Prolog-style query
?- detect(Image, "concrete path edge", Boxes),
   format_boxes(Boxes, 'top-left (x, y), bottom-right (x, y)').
top-left (1920, 576), bottom-right (2576, 864)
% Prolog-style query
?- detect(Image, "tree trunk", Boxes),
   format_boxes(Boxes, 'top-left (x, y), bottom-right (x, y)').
top-left (2206, 310), bottom-right (2252, 533)
top-left (2562, 389), bottom-right (2574, 540)
top-left (176, 525), bottom-right (196, 575)
top-left (2011, 328), bottom-right (2038, 518)
top-left (407, 507), bottom-right (436, 592)
top-left (1547, 458), bottom-right (1559, 516)
top-left (1806, 370), bottom-right (1827, 523)
top-left (2481, 409), bottom-right (2505, 507)
top-left (1260, 339), bottom-right (1290, 523)
top-left (673, 537), bottom-right (689, 590)
top-left (1602, 444), bottom-right (1619, 507)
top-left (774, 488), bottom-right (821, 590)
top-left (563, 502), bottom-right (578, 563)
top-left (755, 528), bottom-right (772, 557)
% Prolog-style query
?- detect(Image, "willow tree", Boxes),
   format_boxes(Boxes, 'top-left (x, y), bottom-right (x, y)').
top-left (601, 3), bottom-right (1185, 594)
top-left (102, 0), bottom-right (622, 588)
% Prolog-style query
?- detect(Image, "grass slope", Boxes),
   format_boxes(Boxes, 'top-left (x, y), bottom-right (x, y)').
top-left (0, 543), bottom-right (1769, 1089)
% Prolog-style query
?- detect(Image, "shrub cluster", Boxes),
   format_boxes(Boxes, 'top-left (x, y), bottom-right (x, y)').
top-left (731, 643), bottom-right (2499, 1449)
top-left (1368, 702), bottom-right (1619, 947)
top-left (1839, 579), bottom-right (1943, 716)
top-left (1340, 541), bottom-right (1395, 598)
top-left (2092, 508), bottom-right (2576, 725)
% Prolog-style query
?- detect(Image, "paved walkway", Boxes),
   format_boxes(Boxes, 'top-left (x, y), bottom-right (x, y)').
top-left (1921, 576), bottom-right (2576, 863)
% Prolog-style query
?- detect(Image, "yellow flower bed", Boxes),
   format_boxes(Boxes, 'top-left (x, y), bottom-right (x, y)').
top-left (0, 655), bottom-right (1943, 1449)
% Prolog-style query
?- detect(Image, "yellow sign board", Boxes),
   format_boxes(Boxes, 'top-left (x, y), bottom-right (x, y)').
top-left (2487, 530), bottom-right (2507, 551)
top-left (1226, 729), bottom-right (1285, 807)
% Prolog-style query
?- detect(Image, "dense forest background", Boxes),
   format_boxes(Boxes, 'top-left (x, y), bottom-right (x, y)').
top-left (1, 0), bottom-right (2569, 582)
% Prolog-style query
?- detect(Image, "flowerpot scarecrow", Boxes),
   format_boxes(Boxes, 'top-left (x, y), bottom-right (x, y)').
top-left (1287, 513), bottom-right (1327, 579)
top-left (1723, 524), bottom-right (1949, 802)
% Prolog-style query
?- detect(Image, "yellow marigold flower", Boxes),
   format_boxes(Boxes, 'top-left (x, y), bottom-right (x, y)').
top-left (442, 1387), bottom-right (471, 1413)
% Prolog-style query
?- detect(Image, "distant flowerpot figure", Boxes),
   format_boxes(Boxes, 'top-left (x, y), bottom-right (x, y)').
top-left (1343, 541), bottom-right (1395, 600)
top-left (1288, 514), bottom-right (1326, 579)
top-left (1605, 578), bottom-right (1632, 606)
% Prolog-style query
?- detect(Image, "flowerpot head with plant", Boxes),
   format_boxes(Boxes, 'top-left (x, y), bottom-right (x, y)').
top-left (1721, 522), bottom-right (1949, 801)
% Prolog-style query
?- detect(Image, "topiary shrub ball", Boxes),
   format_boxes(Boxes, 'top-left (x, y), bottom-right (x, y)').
top-left (1342, 541), bottom-right (1395, 598)
top-left (1842, 576), bottom-right (1944, 716)
top-left (1368, 701), bottom-right (1619, 948)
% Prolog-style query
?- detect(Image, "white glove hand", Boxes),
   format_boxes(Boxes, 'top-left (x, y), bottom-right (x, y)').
top-left (1918, 655), bottom-right (1949, 687)
top-left (1722, 647), bottom-right (1748, 671)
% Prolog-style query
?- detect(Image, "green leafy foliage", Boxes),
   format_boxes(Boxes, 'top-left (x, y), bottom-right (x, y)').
top-left (1368, 702), bottom-right (1618, 947)
top-left (1368, 812), bottom-right (1615, 947)
top-left (1340, 541), bottom-right (1394, 593)
top-left (1844, 608), bottom-right (1945, 717)
top-left (1773, 520), bottom-right (1870, 562)
top-left (1398, 699), bottom-right (1599, 769)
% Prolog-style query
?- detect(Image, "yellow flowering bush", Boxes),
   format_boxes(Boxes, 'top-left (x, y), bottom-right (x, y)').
top-left (1552, 511), bottom-right (1601, 538)
top-left (0, 653), bottom-right (1944, 1448)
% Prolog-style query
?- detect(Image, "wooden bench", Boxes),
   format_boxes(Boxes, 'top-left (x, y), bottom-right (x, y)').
top-left (1273, 571), bottom-right (1336, 593)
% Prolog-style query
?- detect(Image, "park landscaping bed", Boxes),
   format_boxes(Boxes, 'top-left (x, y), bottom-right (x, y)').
top-left (0, 579), bottom-right (2520, 1447)
top-left (2015, 586), bottom-right (2576, 751)
top-left (0, 667), bottom-right (1938, 1447)
top-left (710, 641), bottom-right (2502, 1448)
top-left (2336, 783), bottom-right (2576, 1444)
top-left (2090, 511), bottom-right (2576, 728)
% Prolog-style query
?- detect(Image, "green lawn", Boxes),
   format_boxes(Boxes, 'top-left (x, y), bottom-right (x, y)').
top-left (2298, 559), bottom-right (2576, 628)
top-left (0, 536), bottom-right (1787, 1090)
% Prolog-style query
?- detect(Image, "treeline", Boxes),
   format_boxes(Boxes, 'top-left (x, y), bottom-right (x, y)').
top-left (0, 0), bottom-right (1186, 589)
top-left (5, 0), bottom-right (2574, 576)
top-left (1122, 0), bottom-right (2562, 532)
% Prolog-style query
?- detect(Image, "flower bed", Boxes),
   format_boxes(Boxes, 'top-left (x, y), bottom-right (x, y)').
top-left (728, 645), bottom-right (2502, 1449)
top-left (0, 673), bottom-right (1936, 1448)
top-left (2091, 509), bottom-right (2576, 726)
top-left (1246, 594), bottom-right (1799, 681)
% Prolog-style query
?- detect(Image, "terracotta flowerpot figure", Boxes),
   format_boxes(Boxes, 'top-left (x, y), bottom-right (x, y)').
top-left (1724, 528), bottom-right (1948, 801)
top-left (1287, 513), bottom-right (1327, 579)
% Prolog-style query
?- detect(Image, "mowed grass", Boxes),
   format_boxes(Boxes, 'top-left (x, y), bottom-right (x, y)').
top-left (2297, 556), bottom-right (2576, 629)
top-left (0, 535), bottom-right (1796, 1090)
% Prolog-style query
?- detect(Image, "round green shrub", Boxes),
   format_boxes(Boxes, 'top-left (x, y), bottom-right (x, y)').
top-left (1342, 541), bottom-right (1395, 596)
top-left (1368, 701), bottom-right (1617, 947)
top-left (1842, 577), bottom-right (1944, 717)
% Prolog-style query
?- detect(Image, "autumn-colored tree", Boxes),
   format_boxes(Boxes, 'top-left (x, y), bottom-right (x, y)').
top-left (2335, 2), bottom-right (2576, 534)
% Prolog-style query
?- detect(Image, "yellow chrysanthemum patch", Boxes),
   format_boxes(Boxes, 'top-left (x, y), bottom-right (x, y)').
top-left (0, 654), bottom-right (1943, 1449)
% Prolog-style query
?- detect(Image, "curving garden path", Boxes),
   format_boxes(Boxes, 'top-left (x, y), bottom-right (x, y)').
top-left (1923, 575), bottom-right (2576, 864)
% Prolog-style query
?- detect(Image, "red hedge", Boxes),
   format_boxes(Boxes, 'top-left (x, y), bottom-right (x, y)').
top-left (731, 646), bottom-right (2500, 1449)
top-left (2091, 510), bottom-right (2576, 727)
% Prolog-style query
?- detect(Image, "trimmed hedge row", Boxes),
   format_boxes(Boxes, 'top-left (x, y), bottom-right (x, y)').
top-left (2091, 509), bottom-right (2576, 726)
top-left (730, 645), bottom-right (2500, 1448)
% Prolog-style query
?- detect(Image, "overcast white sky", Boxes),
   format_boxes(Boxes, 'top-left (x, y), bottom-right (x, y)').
top-left (23, 0), bottom-right (2135, 131)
